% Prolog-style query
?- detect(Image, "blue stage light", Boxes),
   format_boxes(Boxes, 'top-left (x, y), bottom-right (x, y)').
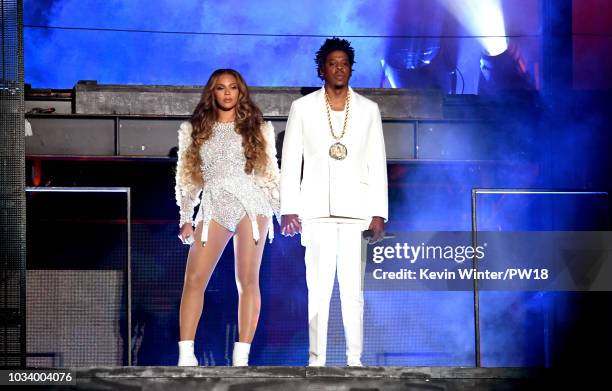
top-left (380, 45), bottom-right (443, 89)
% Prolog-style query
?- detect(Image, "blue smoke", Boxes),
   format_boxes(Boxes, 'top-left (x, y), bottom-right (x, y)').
top-left (24, 0), bottom-right (396, 88)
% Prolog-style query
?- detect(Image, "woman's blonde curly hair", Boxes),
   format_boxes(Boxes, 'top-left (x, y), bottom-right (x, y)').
top-left (183, 69), bottom-right (267, 188)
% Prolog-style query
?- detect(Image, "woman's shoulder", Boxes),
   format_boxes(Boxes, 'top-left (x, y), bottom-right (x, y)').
top-left (177, 121), bottom-right (194, 147)
top-left (260, 120), bottom-right (275, 138)
top-left (179, 121), bottom-right (193, 133)
top-left (261, 120), bottom-right (273, 130)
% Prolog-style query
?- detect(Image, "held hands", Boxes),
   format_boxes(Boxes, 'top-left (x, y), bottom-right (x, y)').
top-left (281, 214), bottom-right (302, 237)
top-left (280, 215), bottom-right (384, 241)
top-left (178, 223), bottom-right (195, 245)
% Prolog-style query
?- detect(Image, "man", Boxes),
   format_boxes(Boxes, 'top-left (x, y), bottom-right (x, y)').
top-left (280, 37), bottom-right (388, 367)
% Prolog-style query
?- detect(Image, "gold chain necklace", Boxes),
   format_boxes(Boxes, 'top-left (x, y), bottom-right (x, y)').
top-left (324, 89), bottom-right (350, 160)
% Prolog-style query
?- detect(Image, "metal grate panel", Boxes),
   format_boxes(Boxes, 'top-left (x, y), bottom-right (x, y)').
top-left (0, 0), bottom-right (25, 368)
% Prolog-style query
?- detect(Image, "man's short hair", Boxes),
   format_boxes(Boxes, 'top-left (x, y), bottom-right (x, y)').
top-left (314, 37), bottom-right (356, 80)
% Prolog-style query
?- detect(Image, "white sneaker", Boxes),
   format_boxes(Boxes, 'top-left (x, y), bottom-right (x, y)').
top-left (308, 355), bottom-right (326, 367)
top-left (232, 342), bottom-right (251, 367)
top-left (308, 362), bottom-right (325, 367)
top-left (177, 340), bottom-right (198, 367)
top-left (347, 358), bottom-right (363, 367)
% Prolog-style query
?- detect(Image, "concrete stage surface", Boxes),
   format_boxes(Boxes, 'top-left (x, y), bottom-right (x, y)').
top-left (58, 366), bottom-right (559, 390)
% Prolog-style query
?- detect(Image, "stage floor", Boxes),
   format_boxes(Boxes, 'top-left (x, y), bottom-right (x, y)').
top-left (64, 366), bottom-right (554, 390)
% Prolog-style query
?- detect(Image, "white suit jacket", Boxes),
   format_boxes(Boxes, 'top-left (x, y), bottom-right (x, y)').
top-left (280, 87), bottom-right (388, 222)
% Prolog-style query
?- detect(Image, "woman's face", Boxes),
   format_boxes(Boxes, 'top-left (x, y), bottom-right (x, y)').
top-left (213, 73), bottom-right (240, 112)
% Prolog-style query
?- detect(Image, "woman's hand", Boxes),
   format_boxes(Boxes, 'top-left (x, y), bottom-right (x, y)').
top-left (178, 223), bottom-right (195, 245)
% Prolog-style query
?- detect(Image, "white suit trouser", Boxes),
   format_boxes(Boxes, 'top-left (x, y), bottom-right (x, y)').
top-left (302, 220), bottom-right (365, 366)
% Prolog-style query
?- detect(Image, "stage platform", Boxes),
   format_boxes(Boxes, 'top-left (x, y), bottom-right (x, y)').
top-left (65, 366), bottom-right (555, 390)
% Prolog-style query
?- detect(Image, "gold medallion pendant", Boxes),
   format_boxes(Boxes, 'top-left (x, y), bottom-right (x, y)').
top-left (329, 142), bottom-right (348, 160)
top-left (324, 89), bottom-right (351, 161)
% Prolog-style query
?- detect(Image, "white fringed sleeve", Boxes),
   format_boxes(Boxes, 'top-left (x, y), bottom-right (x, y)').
top-left (174, 122), bottom-right (202, 227)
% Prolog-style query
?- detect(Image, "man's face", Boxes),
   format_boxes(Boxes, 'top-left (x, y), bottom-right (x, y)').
top-left (322, 50), bottom-right (352, 88)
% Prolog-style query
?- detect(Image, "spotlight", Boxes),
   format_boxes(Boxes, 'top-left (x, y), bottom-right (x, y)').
top-left (380, 45), bottom-right (452, 90)
top-left (440, 0), bottom-right (508, 56)
top-left (478, 43), bottom-right (533, 94)
top-left (388, 46), bottom-right (440, 70)
top-left (440, 1), bottom-right (534, 93)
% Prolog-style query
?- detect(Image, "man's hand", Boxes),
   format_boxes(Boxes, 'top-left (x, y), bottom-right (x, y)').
top-left (367, 216), bottom-right (385, 244)
top-left (281, 214), bottom-right (302, 237)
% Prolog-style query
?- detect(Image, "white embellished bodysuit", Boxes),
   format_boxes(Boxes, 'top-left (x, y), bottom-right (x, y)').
top-left (175, 121), bottom-right (280, 245)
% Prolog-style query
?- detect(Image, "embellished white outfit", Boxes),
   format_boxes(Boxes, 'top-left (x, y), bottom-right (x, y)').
top-left (175, 121), bottom-right (280, 244)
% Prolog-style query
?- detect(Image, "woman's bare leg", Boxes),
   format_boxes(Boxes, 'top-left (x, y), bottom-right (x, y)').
top-left (179, 220), bottom-right (233, 341)
top-left (233, 215), bottom-right (270, 343)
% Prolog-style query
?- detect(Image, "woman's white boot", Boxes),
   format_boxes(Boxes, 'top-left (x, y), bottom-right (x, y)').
top-left (232, 342), bottom-right (251, 366)
top-left (177, 340), bottom-right (198, 366)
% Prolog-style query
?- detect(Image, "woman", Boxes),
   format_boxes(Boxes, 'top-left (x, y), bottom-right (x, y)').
top-left (175, 69), bottom-right (280, 366)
